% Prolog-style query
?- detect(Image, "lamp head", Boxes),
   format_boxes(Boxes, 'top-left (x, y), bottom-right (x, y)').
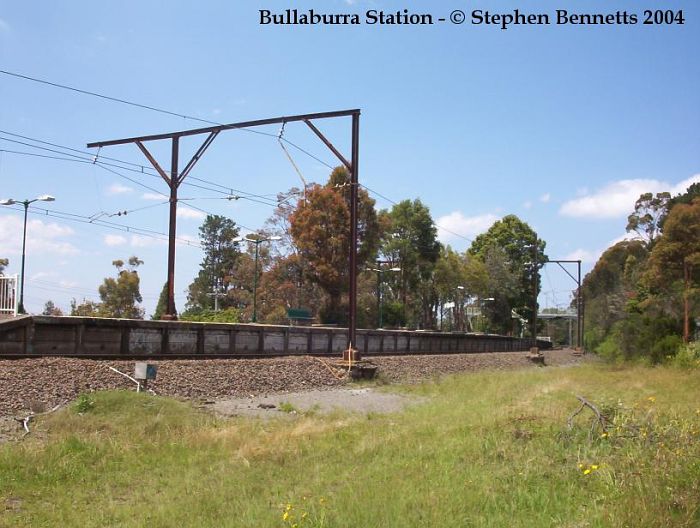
top-left (0, 198), bottom-right (16, 206)
top-left (37, 194), bottom-right (55, 202)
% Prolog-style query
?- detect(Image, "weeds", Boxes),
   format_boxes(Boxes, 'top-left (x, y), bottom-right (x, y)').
top-left (73, 394), bottom-right (95, 414)
top-left (278, 401), bottom-right (298, 414)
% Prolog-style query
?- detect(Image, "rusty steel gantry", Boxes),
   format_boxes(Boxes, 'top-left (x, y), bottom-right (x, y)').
top-left (546, 259), bottom-right (583, 350)
top-left (88, 109), bottom-right (362, 360)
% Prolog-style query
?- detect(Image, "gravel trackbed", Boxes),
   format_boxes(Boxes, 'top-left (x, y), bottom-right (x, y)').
top-left (0, 349), bottom-right (589, 418)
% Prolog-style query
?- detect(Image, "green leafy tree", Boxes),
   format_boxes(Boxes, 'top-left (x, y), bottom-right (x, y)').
top-left (151, 282), bottom-right (170, 320)
top-left (645, 198), bottom-right (700, 337)
top-left (468, 215), bottom-right (547, 333)
top-left (660, 182), bottom-right (700, 230)
top-left (580, 240), bottom-right (648, 351)
top-left (0, 258), bottom-right (7, 275)
top-left (70, 298), bottom-right (101, 317)
top-left (42, 300), bottom-right (63, 316)
top-left (481, 246), bottom-right (522, 335)
top-left (186, 215), bottom-right (241, 311)
top-left (433, 247), bottom-right (488, 331)
top-left (378, 199), bottom-right (441, 328)
top-left (98, 256), bottom-right (145, 319)
top-left (626, 192), bottom-right (671, 248)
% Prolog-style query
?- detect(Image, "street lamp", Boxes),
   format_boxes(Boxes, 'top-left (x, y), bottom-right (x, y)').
top-left (0, 194), bottom-right (56, 314)
top-left (235, 234), bottom-right (281, 323)
top-left (366, 262), bottom-right (401, 329)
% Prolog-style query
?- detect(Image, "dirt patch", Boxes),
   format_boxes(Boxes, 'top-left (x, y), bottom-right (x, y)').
top-left (210, 387), bottom-right (425, 418)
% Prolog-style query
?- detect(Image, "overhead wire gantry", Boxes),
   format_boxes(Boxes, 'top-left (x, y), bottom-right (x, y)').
top-left (87, 109), bottom-right (362, 360)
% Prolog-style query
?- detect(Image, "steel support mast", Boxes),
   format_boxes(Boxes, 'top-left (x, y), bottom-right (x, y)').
top-left (89, 109), bottom-right (362, 358)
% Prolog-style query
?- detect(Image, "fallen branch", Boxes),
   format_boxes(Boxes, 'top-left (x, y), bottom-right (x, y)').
top-left (568, 395), bottom-right (609, 439)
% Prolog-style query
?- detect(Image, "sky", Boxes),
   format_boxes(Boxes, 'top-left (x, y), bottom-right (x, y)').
top-left (0, 0), bottom-right (698, 315)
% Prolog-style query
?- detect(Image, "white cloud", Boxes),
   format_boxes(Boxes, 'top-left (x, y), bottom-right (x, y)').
top-left (0, 215), bottom-right (77, 256)
top-left (141, 192), bottom-right (168, 201)
top-left (560, 174), bottom-right (700, 219)
top-left (129, 235), bottom-right (165, 248)
top-left (435, 211), bottom-right (500, 243)
top-left (523, 201), bottom-right (533, 210)
top-left (540, 193), bottom-right (551, 203)
top-left (562, 248), bottom-right (600, 264)
top-left (31, 271), bottom-right (57, 281)
top-left (103, 234), bottom-right (127, 246)
top-left (177, 208), bottom-right (206, 220)
top-left (106, 183), bottom-right (133, 195)
top-left (0, 18), bottom-right (9, 32)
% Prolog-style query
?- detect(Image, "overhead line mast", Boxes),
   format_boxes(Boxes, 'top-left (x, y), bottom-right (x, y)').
top-left (88, 109), bottom-right (362, 360)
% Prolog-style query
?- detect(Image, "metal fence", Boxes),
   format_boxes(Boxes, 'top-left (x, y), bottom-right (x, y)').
top-left (0, 275), bottom-right (18, 317)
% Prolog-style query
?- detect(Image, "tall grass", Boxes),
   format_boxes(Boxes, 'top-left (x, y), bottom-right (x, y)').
top-left (1, 363), bottom-right (698, 527)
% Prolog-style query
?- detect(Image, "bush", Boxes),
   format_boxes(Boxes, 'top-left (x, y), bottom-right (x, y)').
top-left (74, 394), bottom-right (95, 414)
top-left (594, 314), bottom-right (682, 364)
top-left (180, 308), bottom-right (240, 323)
top-left (671, 342), bottom-right (700, 369)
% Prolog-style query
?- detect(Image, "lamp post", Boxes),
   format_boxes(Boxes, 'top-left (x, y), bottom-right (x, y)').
top-left (236, 234), bottom-right (281, 323)
top-left (524, 235), bottom-right (541, 343)
top-left (0, 194), bottom-right (56, 314)
top-left (366, 262), bottom-right (401, 329)
top-left (455, 286), bottom-right (468, 332)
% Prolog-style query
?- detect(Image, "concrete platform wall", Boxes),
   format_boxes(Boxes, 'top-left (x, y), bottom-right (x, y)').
top-left (0, 316), bottom-right (551, 358)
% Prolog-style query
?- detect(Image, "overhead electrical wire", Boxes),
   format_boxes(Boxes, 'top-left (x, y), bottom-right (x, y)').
top-left (0, 69), bottom-right (336, 169)
top-left (2, 69), bottom-right (480, 247)
top-left (0, 134), bottom-right (292, 207)
top-left (0, 203), bottom-right (202, 248)
top-left (360, 183), bottom-right (476, 245)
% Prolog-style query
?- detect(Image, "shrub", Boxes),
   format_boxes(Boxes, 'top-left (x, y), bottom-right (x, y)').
top-left (74, 394), bottom-right (95, 414)
top-left (671, 342), bottom-right (700, 369)
top-left (180, 308), bottom-right (240, 323)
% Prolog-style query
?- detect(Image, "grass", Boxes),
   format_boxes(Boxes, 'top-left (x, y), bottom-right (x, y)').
top-left (1, 363), bottom-right (699, 527)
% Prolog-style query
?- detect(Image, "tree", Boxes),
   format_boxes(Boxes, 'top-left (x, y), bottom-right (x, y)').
top-left (0, 258), bottom-right (7, 275)
top-left (262, 186), bottom-right (323, 322)
top-left (660, 182), bottom-right (700, 230)
top-left (186, 215), bottom-right (241, 311)
top-left (42, 300), bottom-right (63, 316)
top-left (70, 298), bottom-right (101, 317)
top-left (433, 246), bottom-right (488, 331)
top-left (645, 198), bottom-right (700, 341)
top-left (481, 246), bottom-right (521, 335)
top-left (290, 167), bottom-right (380, 324)
top-left (98, 256), bottom-right (145, 319)
top-left (151, 282), bottom-right (170, 320)
top-left (378, 199), bottom-right (441, 328)
top-left (468, 215), bottom-right (547, 333)
top-left (580, 240), bottom-right (648, 351)
top-left (626, 192), bottom-right (671, 248)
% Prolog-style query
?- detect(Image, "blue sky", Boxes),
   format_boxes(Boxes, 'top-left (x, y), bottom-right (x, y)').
top-left (0, 0), bottom-right (698, 315)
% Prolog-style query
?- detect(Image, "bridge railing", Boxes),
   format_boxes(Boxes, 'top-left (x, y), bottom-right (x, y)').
top-left (0, 275), bottom-right (18, 318)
